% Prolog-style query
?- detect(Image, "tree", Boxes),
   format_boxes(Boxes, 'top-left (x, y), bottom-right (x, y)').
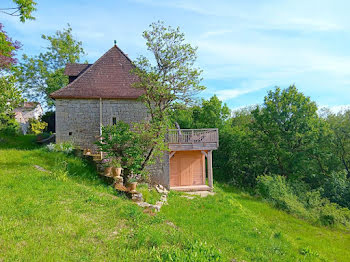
top-left (132, 21), bottom-right (204, 170)
top-left (170, 95), bottom-right (230, 129)
top-left (16, 25), bottom-right (85, 109)
top-left (326, 110), bottom-right (350, 178)
top-left (0, 0), bottom-right (37, 22)
top-left (0, 75), bottom-right (23, 133)
top-left (251, 86), bottom-right (332, 180)
top-left (0, 23), bottom-right (21, 69)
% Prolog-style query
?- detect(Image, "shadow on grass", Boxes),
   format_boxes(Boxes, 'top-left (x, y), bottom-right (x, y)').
top-left (0, 134), bottom-right (41, 150)
top-left (0, 135), bottom-right (111, 189)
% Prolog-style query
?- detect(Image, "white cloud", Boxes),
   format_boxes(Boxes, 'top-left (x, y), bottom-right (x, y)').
top-left (319, 105), bottom-right (350, 114)
top-left (213, 81), bottom-right (271, 101)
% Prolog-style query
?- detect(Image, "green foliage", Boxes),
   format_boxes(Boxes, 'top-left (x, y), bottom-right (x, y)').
top-left (132, 21), bottom-right (205, 170)
top-left (257, 175), bottom-right (308, 217)
top-left (16, 25), bottom-right (85, 108)
top-left (137, 183), bottom-right (161, 205)
top-left (0, 23), bottom-right (21, 68)
top-left (256, 175), bottom-right (350, 226)
top-left (321, 171), bottom-right (350, 208)
top-left (326, 109), bottom-right (350, 177)
top-left (214, 108), bottom-right (260, 185)
top-left (46, 142), bottom-right (74, 154)
top-left (0, 113), bottom-right (19, 135)
top-left (1, 0), bottom-right (37, 22)
top-left (96, 122), bottom-right (153, 177)
top-left (0, 75), bottom-right (22, 135)
top-left (251, 86), bottom-right (332, 180)
top-left (27, 117), bottom-right (47, 135)
top-left (171, 95), bottom-right (230, 129)
top-left (0, 75), bottom-right (23, 114)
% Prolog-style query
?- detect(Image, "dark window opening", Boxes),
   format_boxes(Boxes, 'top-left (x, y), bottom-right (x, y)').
top-left (68, 76), bottom-right (77, 83)
top-left (112, 117), bottom-right (117, 125)
top-left (69, 132), bottom-right (72, 136)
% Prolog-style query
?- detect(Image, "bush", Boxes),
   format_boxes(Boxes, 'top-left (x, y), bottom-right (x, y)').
top-left (96, 122), bottom-right (153, 178)
top-left (28, 118), bottom-right (48, 135)
top-left (0, 113), bottom-right (19, 136)
top-left (321, 171), bottom-right (350, 209)
top-left (256, 175), bottom-right (350, 227)
top-left (47, 142), bottom-right (74, 154)
top-left (256, 175), bottom-right (308, 217)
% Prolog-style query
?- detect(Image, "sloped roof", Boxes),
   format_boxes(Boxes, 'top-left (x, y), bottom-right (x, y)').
top-left (50, 45), bottom-right (144, 99)
top-left (14, 102), bottom-right (41, 111)
top-left (64, 63), bottom-right (92, 76)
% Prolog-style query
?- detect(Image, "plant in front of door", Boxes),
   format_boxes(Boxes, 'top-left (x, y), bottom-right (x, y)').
top-left (96, 121), bottom-right (149, 182)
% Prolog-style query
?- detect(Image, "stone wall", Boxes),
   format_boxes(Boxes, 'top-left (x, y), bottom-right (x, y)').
top-left (55, 98), bottom-right (169, 187)
top-left (56, 99), bottom-right (149, 151)
top-left (147, 152), bottom-right (170, 188)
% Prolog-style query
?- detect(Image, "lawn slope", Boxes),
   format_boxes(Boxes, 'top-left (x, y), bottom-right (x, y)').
top-left (0, 135), bottom-right (349, 261)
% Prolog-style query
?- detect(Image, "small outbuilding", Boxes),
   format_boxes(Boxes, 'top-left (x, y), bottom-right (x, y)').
top-left (50, 45), bottom-right (218, 191)
top-left (14, 102), bottom-right (43, 134)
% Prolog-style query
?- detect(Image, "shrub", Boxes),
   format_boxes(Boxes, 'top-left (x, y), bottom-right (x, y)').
top-left (0, 113), bottom-right (19, 135)
top-left (96, 122), bottom-right (152, 178)
top-left (256, 175), bottom-right (308, 217)
top-left (47, 142), bottom-right (74, 154)
top-left (321, 171), bottom-right (350, 209)
top-left (28, 118), bottom-right (48, 135)
top-left (256, 175), bottom-right (350, 227)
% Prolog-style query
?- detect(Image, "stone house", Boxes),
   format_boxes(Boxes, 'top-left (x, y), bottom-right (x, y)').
top-left (14, 102), bottom-right (43, 134)
top-left (50, 45), bottom-right (218, 191)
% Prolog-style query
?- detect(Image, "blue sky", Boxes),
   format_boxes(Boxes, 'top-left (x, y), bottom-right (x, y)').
top-left (2, 0), bottom-right (350, 111)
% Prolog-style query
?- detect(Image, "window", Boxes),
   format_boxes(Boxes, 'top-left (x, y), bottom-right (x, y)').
top-left (112, 117), bottom-right (117, 125)
top-left (69, 132), bottom-right (72, 136)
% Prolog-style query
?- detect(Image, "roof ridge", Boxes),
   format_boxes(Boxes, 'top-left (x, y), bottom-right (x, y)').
top-left (51, 45), bottom-right (132, 97)
top-left (50, 45), bottom-right (143, 100)
top-left (53, 47), bottom-right (117, 95)
top-left (114, 44), bottom-right (134, 64)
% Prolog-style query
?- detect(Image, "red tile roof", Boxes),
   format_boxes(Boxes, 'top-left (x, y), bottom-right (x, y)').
top-left (64, 63), bottom-right (92, 76)
top-left (50, 45), bottom-right (144, 99)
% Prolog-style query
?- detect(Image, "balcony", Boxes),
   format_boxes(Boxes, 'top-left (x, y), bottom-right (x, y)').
top-left (167, 128), bottom-right (219, 151)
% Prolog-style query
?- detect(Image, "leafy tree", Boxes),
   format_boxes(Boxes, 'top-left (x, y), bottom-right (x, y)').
top-left (0, 75), bottom-right (23, 133)
top-left (132, 21), bottom-right (204, 170)
top-left (193, 95), bottom-right (230, 129)
top-left (251, 85), bottom-right (332, 180)
top-left (0, 0), bottom-right (37, 22)
top-left (16, 25), bottom-right (85, 109)
top-left (171, 95), bottom-right (230, 129)
top-left (326, 110), bottom-right (350, 178)
top-left (0, 24), bottom-right (21, 69)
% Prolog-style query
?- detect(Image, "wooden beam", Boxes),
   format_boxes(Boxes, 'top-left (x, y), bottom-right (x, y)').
top-left (207, 150), bottom-right (213, 189)
top-left (200, 150), bottom-right (208, 157)
top-left (169, 151), bottom-right (176, 159)
top-left (202, 153), bottom-right (206, 184)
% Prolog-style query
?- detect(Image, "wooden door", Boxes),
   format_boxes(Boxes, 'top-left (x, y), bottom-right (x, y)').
top-left (180, 156), bottom-right (192, 186)
top-left (170, 151), bottom-right (204, 187)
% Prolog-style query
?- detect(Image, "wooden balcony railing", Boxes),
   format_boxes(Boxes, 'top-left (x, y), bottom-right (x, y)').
top-left (167, 128), bottom-right (219, 149)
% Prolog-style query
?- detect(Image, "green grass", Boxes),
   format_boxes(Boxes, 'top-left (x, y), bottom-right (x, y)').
top-left (1, 135), bottom-right (350, 261)
top-left (137, 183), bottom-right (161, 204)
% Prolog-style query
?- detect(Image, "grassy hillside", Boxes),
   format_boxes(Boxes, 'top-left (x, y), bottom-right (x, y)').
top-left (0, 135), bottom-right (349, 261)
